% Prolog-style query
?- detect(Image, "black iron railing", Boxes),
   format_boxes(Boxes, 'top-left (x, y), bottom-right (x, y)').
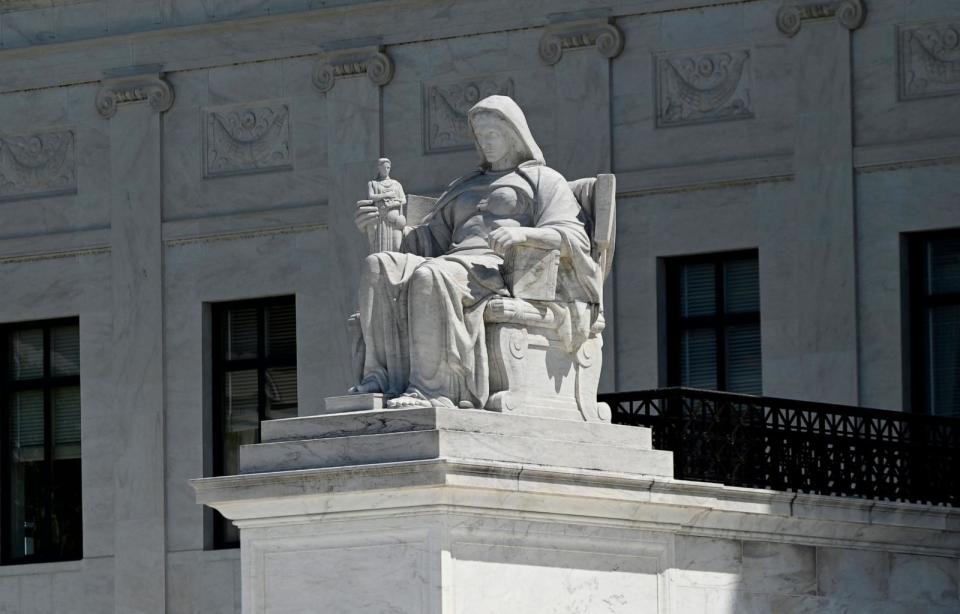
top-left (600, 388), bottom-right (960, 507)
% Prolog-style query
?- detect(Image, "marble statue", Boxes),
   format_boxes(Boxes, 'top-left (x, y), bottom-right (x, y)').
top-left (351, 95), bottom-right (614, 422)
top-left (357, 158), bottom-right (407, 252)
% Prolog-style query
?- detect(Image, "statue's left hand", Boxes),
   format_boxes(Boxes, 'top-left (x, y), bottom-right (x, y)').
top-left (489, 227), bottom-right (529, 256)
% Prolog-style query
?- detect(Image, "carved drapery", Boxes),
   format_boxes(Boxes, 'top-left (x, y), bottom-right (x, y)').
top-left (538, 19), bottom-right (623, 66)
top-left (96, 74), bottom-right (174, 119)
top-left (656, 49), bottom-right (753, 128)
top-left (899, 22), bottom-right (960, 101)
top-left (423, 76), bottom-right (515, 153)
top-left (203, 101), bottom-right (292, 178)
top-left (776, 0), bottom-right (866, 37)
top-left (0, 129), bottom-right (76, 202)
top-left (313, 47), bottom-right (394, 93)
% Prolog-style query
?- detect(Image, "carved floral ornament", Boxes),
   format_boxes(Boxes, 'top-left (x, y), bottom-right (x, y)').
top-left (657, 49), bottom-right (753, 128)
top-left (313, 48), bottom-right (394, 93)
top-left (95, 74), bottom-right (174, 119)
top-left (538, 19), bottom-right (624, 66)
top-left (0, 129), bottom-right (77, 202)
top-left (899, 22), bottom-right (960, 100)
top-left (776, 0), bottom-right (866, 37)
top-left (203, 101), bottom-right (292, 178)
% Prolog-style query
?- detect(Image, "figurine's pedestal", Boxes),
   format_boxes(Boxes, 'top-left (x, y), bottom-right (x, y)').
top-left (192, 403), bottom-right (960, 614)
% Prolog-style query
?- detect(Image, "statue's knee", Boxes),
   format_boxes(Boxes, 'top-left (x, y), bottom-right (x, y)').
top-left (408, 266), bottom-right (436, 299)
top-left (361, 253), bottom-right (384, 282)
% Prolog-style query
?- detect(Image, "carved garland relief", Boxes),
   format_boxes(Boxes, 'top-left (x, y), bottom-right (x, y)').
top-left (656, 49), bottom-right (753, 128)
top-left (0, 129), bottom-right (77, 202)
top-left (423, 76), bottom-right (515, 154)
top-left (899, 22), bottom-right (960, 101)
top-left (203, 101), bottom-right (293, 178)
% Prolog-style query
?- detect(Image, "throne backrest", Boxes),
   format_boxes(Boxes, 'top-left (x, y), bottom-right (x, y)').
top-left (404, 173), bottom-right (616, 280)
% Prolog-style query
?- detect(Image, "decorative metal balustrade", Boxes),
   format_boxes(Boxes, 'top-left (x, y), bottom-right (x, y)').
top-left (599, 388), bottom-right (960, 507)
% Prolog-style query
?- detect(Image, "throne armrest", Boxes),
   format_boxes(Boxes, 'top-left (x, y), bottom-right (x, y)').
top-left (484, 298), bottom-right (559, 328)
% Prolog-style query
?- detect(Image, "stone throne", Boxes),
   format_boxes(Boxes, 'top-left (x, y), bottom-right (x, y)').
top-left (400, 174), bottom-right (616, 423)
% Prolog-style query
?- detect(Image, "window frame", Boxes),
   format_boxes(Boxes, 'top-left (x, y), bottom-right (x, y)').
top-left (0, 316), bottom-right (82, 566)
top-left (665, 249), bottom-right (761, 392)
top-left (907, 229), bottom-right (960, 416)
top-left (210, 295), bottom-right (296, 548)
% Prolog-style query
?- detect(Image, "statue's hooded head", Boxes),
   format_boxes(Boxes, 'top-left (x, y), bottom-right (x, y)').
top-left (467, 95), bottom-right (545, 170)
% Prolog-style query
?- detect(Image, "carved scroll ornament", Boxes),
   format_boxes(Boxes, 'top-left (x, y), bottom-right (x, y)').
top-left (899, 22), bottom-right (960, 100)
top-left (538, 19), bottom-right (624, 66)
top-left (424, 76), bottom-right (515, 153)
top-left (0, 129), bottom-right (76, 202)
top-left (657, 49), bottom-right (753, 127)
top-left (203, 102), bottom-right (292, 178)
top-left (96, 74), bottom-right (174, 119)
top-left (313, 48), bottom-right (394, 93)
top-left (776, 0), bottom-right (865, 37)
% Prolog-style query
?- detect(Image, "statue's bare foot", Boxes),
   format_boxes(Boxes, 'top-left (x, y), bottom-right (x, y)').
top-left (348, 379), bottom-right (382, 394)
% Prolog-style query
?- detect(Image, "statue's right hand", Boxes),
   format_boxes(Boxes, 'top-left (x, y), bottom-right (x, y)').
top-left (355, 200), bottom-right (379, 230)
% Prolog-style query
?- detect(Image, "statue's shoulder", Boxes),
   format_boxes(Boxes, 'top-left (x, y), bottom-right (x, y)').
top-left (517, 163), bottom-right (567, 188)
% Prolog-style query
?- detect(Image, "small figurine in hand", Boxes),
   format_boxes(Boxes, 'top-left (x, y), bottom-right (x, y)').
top-left (356, 158), bottom-right (407, 253)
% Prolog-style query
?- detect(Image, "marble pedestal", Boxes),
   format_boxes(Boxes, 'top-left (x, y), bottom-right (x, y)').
top-left (192, 404), bottom-right (960, 614)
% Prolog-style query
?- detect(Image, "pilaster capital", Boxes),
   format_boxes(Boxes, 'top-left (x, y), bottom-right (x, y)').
top-left (776, 0), bottom-right (866, 38)
top-left (312, 46), bottom-right (394, 93)
top-left (538, 18), bottom-right (624, 66)
top-left (96, 71), bottom-right (174, 119)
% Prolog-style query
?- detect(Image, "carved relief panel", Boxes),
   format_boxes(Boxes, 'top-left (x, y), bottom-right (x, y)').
top-left (655, 48), bottom-right (753, 128)
top-left (0, 129), bottom-right (76, 202)
top-left (423, 76), bottom-right (514, 153)
top-left (899, 22), bottom-right (960, 101)
top-left (203, 101), bottom-right (292, 178)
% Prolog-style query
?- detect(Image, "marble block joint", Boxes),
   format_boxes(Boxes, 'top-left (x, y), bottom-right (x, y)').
top-left (898, 21), bottom-right (960, 101)
top-left (313, 46), bottom-right (394, 93)
top-left (0, 128), bottom-right (77, 202)
top-left (96, 72), bottom-right (174, 119)
top-left (656, 48), bottom-right (753, 128)
top-left (776, 0), bottom-right (867, 37)
top-left (538, 18), bottom-right (624, 65)
top-left (203, 100), bottom-right (293, 178)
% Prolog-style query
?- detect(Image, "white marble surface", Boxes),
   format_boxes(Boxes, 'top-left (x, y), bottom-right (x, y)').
top-left (0, 0), bottom-right (958, 612)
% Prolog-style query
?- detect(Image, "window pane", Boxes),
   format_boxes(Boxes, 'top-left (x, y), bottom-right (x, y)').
top-left (726, 324), bottom-right (762, 395)
top-left (9, 390), bottom-right (45, 453)
top-left (224, 370), bottom-right (259, 434)
top-left (50, 456), bottom-right (82, 560)
top-left (53, 386), bottom-right (81, 460)
top-left (680, 263), bottom-right (716, 317)
top-left (8, 329), bottom-right (44, 381)
top-left (265, 367), bottom-right (297, 420)
top-left (51, 325), bottom-right (80, 377)
top-left (724, 258), bottom-right (759, 314)
top-left (681, 328), bottom-right (717, 389)
top-left (927, 305), bottom-right (960, 417)
top-left (266, 303), bottom-right (296, 360)
top-left (224, 308), bottom-right (258, 361)
top-left (7, 390), bottom-right (46, 560)
top-left (926, 235), bottom-right (960, 296)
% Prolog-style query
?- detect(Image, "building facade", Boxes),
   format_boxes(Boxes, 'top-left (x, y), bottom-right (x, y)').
top-left (0, 0), bottom-right (957, 611)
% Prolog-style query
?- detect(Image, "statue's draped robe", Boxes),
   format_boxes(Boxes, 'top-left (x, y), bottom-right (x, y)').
top-left (356, 95), bottom-right (602, 408)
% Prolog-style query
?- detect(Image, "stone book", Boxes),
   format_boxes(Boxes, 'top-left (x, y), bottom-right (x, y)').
top-left (506, 245), bottom-right (560, 301)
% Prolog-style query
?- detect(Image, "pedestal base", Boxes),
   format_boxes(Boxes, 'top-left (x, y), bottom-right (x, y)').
top-left (192, 405), bottom-right (960, 614)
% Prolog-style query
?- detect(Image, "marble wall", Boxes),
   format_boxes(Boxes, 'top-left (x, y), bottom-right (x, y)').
top-left (0, 0), bottom-right (958, 611)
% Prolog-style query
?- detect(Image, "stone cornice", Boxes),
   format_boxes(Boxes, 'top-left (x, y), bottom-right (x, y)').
top-left (538, 18), bottom-right (624, 65)
top-left (776, 0), bottom-right (866, 37)
top-left (312, 46), bottom-right (394, 93)
top-left (95, 73), bottom-right (174, 119)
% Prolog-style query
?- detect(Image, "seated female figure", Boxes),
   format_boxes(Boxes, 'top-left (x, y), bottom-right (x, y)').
top-left (352, 95), bottom-right (601, 409)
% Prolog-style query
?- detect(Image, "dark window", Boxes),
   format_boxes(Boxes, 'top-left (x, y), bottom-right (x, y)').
top-left (666, 251), bottom-right (761, 394)
top-left (1, 319), bottom-right (82, 565)
top-left (909, 231), bottom-right (960, 417)
top-left (212, 297), bottom-right (297, 547)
